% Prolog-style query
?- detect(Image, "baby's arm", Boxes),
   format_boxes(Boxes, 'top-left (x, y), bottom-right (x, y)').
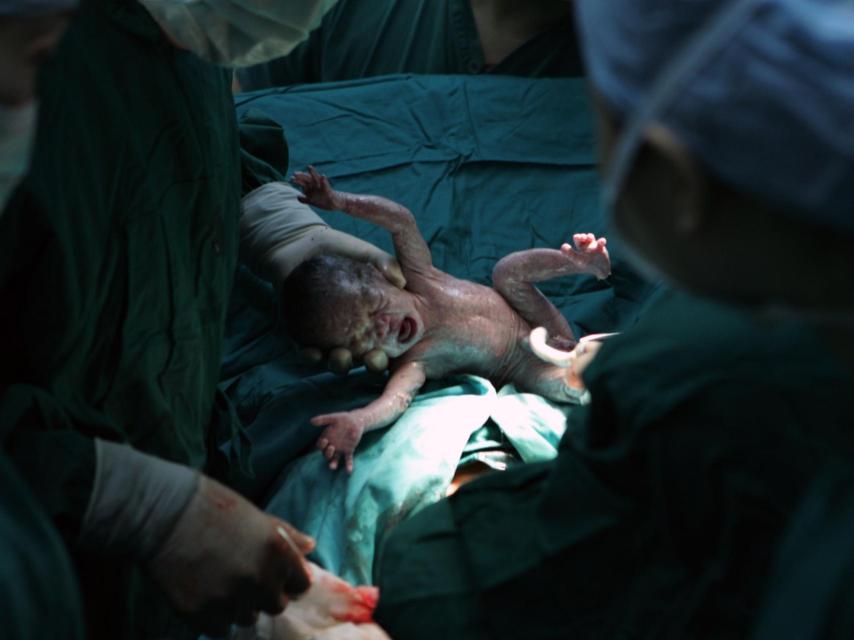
top-left (492, 234), bottom-right (611, 349)
top-left (292, 166), bottom-right (432, 274)
top-left (310, 361), bottom-right (427, 474)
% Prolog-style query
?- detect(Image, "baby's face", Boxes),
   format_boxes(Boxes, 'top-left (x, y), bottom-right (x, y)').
top-left (331, 281), bottom-right (424, 358)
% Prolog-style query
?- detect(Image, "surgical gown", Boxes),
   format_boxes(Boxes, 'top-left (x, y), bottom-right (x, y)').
top-left (375, 289), bottom-right (854, 639)
top-left (0, 0), bottom-right (242, 637)
top-left (754, 464), bottom-right (854, 639)
top-left (237, 0), bottom-right (583, 91)
top-left (0, 452), bottom-right (84, 639)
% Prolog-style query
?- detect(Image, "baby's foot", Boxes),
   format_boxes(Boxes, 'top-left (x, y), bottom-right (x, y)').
top-left (560, 233), bottom-right (611, 280)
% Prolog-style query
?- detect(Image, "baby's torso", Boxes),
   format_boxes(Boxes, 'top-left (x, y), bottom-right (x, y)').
top-left (398, 272), bottom-right (552, 387)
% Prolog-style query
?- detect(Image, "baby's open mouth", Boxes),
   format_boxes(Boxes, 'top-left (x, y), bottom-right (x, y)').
top-left (397, 317), bottom-right (417, 343)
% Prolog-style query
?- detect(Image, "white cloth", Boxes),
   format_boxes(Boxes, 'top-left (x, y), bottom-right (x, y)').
top-left (139, 0), bottom-right (339, 66)
top-left (232, 562), bottom-right (388, 640)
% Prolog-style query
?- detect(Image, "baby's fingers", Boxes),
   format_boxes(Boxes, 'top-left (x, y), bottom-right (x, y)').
top-left (324, 444), bottom-right (337, 463)
top-left (308, 165), bottom-right (324, 185)
top-left (572, 233), bottom-right (593, 249)
top-left (311, 414), bottom-right (335, 427)
top-left (291, 171), bottom-right (310, 186)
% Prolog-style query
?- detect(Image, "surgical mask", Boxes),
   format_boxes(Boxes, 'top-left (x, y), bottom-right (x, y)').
top-left (139, 0), bottom-right (339, 67)
top-left (0, 101), bottom-right (38, 217)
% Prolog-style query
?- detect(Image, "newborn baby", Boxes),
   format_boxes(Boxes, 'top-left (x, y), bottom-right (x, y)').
top-left (285, 167), bottom-right (611, 473)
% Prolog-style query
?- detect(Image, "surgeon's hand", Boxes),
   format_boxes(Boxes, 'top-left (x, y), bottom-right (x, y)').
top-left (302, 346), bottom-right (390, 375)
top-left (362, 249), bottom-right (406, 290)
top-left (147, 475), bottom-right (315, 637)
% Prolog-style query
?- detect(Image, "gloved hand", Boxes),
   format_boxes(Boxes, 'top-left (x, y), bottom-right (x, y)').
top-left (147, 475), bottom-right (315, 636)
top-left (78, 440), bottom-right (314, 637)
top-left (301, 345), bottom-right (390, 375)
top-left (240, 181), bottom-right (404, 376)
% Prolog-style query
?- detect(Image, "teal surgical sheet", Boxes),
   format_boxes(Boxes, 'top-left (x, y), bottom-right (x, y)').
top-left (263, 376), bottom-right (575, 585)
top-left (221, 74), bottom-right (657, 582)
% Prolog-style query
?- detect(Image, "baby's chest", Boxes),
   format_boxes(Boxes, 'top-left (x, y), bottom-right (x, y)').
top-left (413, 330), bottom-right (511, 379)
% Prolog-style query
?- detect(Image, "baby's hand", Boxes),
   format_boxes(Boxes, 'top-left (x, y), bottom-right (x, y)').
top-left (291, 166), bottom-right (343, 211)
top-left (561, 233), bottom-right (611, 280)
top-left (310, 411), bottom-right (367, 474)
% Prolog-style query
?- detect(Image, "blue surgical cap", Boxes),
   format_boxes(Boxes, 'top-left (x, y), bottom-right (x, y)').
top-left (576, 0), bottom-right (854, 232)
top-left (0, 0), bottom-right (76, 15)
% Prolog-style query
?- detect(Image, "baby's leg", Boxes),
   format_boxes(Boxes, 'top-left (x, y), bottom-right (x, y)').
top-left (492, 234), bottom-right (610, 348)
top-left (516, 361), bottom-right (587, 405)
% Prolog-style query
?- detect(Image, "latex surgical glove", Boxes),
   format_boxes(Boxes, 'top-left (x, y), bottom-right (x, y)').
top-left (148, 475), bottom-right (315, 636)
top-left (572, 340), bottom-right (603, 379)
top-left (78, 440), bottom-right (314, 637)
top-left (240, 182), bottom-right (403, 376)
top-left (302, 346), bottom-right (390, 375)
top-left (232, 562), bottom-right (386, 640)
top-left (528, 328), bottom-right (610, 391)
top-left (242, 183), bottom-right (405, 290)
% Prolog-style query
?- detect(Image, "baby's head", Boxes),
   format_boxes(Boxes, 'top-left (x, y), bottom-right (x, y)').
top-left (280, 254), bottom-right (424, 358)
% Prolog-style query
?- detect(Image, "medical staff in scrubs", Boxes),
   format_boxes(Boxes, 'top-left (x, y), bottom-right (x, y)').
top-left (237, 0), bottom-right (582, 91)
top-left (0, 0), bottom-right (402, 637)
top-left (0, 1), bottom-right (82, 638)
top-left (754, 464), bottom-right (854, 640)
top-left (374, 1), bottom-right (854, 637)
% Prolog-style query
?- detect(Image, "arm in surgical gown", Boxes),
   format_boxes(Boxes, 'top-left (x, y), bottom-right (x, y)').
top-left (0, 0), bottom-right (242, 636)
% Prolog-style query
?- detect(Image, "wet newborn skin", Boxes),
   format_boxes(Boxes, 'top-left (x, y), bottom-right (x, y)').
top-left (291, 167), bottom-right (611, 473)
